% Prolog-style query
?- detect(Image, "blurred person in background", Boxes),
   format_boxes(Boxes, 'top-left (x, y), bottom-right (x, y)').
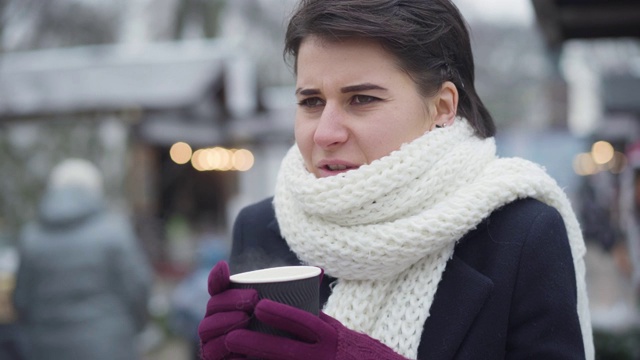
top-left (578, 174), bottom-right (619, 253)
top-left (169, 222), bottom-right (229, 360)
top-left (198, 0), bottom-right (593, 359)
top-left (12, 158), bottom-right (153, 360)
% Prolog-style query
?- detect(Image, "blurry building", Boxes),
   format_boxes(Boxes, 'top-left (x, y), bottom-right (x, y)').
top-left (0, 39), bottom-right (294, 269)
top-left (532, 0), bottom-right (640, 138)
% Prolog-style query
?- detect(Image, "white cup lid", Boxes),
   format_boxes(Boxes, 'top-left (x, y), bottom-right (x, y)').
top-left (229, 266), bottom-right (321, 284)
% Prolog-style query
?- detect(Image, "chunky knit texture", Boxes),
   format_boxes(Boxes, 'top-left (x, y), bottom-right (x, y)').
top-left (273, 118), bottom-right (593, 360)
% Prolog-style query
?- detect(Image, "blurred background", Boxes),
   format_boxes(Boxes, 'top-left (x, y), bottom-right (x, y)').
top-left (0, 0), bottom-right (639, 359)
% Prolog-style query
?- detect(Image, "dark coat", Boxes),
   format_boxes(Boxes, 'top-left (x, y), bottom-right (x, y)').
top-left (13, 187), bottom-right (152, 360)
top-left (230, 197), bottom-right (586, 360)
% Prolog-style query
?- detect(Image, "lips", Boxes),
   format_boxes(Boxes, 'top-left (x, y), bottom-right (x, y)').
top-left (316, 160), bottom-right (360, 177)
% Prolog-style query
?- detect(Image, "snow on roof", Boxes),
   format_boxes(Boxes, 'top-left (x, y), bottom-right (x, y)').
top-left (0, 39), bottom-right (236, 117)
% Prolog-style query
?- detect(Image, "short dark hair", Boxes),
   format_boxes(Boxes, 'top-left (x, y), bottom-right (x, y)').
top-left (284, 0), bottom-right (496, 138)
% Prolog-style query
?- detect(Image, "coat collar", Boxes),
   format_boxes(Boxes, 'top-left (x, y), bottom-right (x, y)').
top-left (267, 218), bottom-right (280, 234)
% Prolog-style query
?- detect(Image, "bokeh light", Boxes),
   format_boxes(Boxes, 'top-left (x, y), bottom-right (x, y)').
top-left (591, 141), bottom-right (614, 165)
top-left (232, 149), bottom-right (255, 171)
top-left (188, 147), bottom-right (254, 171)
top-left (191, 149), bottom-right (206, 171)
top-left (573, 152), bottom-right (598, 176)
top-left (169, 142), bottom-right (192, 164)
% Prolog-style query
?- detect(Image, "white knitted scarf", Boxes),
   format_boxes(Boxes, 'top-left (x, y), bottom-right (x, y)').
top-left (273, 119), bottom-right (593, 359)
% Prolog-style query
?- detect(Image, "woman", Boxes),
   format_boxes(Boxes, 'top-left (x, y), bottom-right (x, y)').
top-left (198, 0), bottom-right (593, 359)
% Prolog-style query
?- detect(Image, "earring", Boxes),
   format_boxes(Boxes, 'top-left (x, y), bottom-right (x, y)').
top-left (435, 123), bottom-right (446, 129)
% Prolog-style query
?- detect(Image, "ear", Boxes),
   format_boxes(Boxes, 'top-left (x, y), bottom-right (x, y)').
top-left (430, 81), bottom-right (458, 130)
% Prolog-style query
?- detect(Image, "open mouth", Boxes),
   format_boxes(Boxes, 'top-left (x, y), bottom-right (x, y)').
top-left (315, 160), bottom-right (360, 177)
top-left (326, 164), bottom-right (349, 171)
top-left (321, 164), bottom-right (359, 174)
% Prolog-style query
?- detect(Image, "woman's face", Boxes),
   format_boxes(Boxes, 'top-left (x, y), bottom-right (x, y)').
top-left (295, 36), bottom-right (435, 178)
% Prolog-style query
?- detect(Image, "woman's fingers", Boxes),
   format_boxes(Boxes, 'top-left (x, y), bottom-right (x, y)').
top-left (208, 261), bottom-right (231, 296)
top-left (198, 311), bottom-right (251, 341)
top-left (205, 288), bottom-right (259, 316)
top-left (253, 299), bottom-right (331, 343)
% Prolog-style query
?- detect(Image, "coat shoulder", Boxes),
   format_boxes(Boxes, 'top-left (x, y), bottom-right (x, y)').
top-left (237, 196), bottom-right (275, 217)
top-left (457, 197), bottom-right (567, 254)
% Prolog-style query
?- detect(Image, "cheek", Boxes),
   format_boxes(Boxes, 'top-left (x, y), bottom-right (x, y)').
top-left (365, 112), bottom-right (428, 158)
top-left (394, 107), bottom-right (431, 143)
top-left (354, 124), bottom-right (406, 163)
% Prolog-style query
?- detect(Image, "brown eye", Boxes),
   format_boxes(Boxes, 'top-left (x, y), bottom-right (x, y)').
top-left (298, 97), bottom-right (325, 108)
top-left (352, 95), bottom-right (379, 105)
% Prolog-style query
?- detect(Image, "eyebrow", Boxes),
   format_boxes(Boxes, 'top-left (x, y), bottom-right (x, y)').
top-left (341, 83), bottom-right (388, 93)
top-left (295, 83), bottom-right (388, 95)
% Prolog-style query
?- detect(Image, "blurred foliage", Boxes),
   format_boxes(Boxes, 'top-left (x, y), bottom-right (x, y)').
top-left (594, 328), bottom-right (640, 360)
top-left (174, 0), bottom-right (226, 39)
top-left (1, 0), bottom-right (228, 52)
top-left (471, 23), bottom-right (552, 131)
top-left (1, 0), bottom-right (124, 50)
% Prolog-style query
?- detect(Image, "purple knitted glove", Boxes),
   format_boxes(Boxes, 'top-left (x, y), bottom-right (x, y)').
top-left (198, 261), bottom-right (259, 360)
top-left (225, 299), bottom-right (409, 360)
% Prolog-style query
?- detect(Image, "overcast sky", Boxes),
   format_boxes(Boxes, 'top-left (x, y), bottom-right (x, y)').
top-left (454, 0), bottom-right (535, 26)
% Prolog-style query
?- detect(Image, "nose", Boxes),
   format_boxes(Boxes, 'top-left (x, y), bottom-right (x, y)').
top-left (313, 104), bottom-right (349, 149)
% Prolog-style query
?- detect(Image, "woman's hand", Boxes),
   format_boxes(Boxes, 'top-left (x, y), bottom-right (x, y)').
top-left (224, 299), bottom-right (409, 360)
top-left (198, 261), bottom-right (259, 360)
